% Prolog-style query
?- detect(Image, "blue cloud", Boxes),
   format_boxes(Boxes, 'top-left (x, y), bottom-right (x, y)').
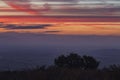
top-left (0, 24), bottom-right (52, 29)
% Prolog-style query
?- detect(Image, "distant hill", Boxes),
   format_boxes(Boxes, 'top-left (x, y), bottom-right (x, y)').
top-left (89, 49), bottom-right (120, 67)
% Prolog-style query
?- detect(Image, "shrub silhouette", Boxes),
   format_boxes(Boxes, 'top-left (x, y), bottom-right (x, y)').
top-left (104, 64), bottom-right (120, 72)
top-left (66, 53), bottom-right (84, 68)
top-left (54, 53), bottom-right (100, 69)
top-left (83, 55), bottom-right (100, 69)
top-left (54, 55), bottom-right (67, 67)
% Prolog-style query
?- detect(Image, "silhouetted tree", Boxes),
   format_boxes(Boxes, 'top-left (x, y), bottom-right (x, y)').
top-left (54, 53), bottom-right (100, 69)
top-left (83, 55), bottom-right (100, 69)
top-left (54, 55), bottom-right (67, 67)
top-left (66, 53), bottom-right (84, 68)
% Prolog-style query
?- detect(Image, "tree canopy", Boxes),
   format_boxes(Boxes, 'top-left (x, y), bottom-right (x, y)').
top-left (54, 53), bottom-right (100, 69)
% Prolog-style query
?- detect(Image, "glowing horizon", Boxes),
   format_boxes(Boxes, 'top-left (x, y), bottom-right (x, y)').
top-left (0, 0), bottom-right (120, 36)
top-left (0, 22), bottom-right (120, 36)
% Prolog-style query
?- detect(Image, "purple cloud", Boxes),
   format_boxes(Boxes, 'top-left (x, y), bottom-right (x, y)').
top-left (0, 24), bottom-right (52, 29)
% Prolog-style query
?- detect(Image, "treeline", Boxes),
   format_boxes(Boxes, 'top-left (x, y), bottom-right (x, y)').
top-left (0, 53), bottom-right (120, 80)
top-left (54, 53), bottom-right (100, 69)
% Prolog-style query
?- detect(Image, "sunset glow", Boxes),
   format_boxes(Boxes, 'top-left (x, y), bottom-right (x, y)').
top-left (0, 22), bottom-right (120, 35)
top-left (0, 0), bottom-right (120, 36)
top-left (0, 0), bottom-right (120, 71)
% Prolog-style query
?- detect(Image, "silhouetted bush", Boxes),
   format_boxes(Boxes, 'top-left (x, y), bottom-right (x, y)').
top-left (83, 55), bottom-right (100, 69)
top-left (54, 55), bottom-right (67, 67)
top-left (54, 53), bottom-right (100, 69)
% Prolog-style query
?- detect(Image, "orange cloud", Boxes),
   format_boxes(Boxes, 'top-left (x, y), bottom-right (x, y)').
top-left (4, 1), bottom-right (38, 15)
top-left (0, 22), bottom-right (120, 36)
top-left (0, 16), bottom-right (120, 24)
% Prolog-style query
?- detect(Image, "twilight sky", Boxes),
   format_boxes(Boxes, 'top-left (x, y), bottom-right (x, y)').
top-left (1, 0), bottom-right (120, 16)
top-left (0, 0), bottom-right (120, 70)
top-left (0, 0), bottom-right (120, 35)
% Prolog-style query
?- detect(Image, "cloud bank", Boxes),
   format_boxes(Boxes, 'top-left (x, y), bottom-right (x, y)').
top-left (0, 24), bottom-right (52, 29)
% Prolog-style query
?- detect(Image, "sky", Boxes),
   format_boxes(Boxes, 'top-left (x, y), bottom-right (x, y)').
top-left (1, 0), bottom-right (120, 16)
top-left (0, 0), bottom-right (120, 70)
top-left (0, 0), bottom-right (120, 35)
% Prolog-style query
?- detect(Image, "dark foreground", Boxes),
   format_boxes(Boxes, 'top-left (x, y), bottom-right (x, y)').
top-left (0, 66), bottom-right (120, 80)
top-left (0, 53), bottom-right (120, 80)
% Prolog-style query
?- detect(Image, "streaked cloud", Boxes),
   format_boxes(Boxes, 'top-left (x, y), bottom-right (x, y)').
top-left (1, 22), bottom-right (120, 36)
top-left (1, 0), bottom-right (120, 16)
top-left (44, 30), bottom-right (61, 33)
top-left (0, 24), bottom-right (52, 29)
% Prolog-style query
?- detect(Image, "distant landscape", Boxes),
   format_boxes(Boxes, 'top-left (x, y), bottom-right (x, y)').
top-left (0, 33), bottom-right (120, 70)
top-left (0, 53), bottom-right (120, 80)
top-left (0, 0), bottom-right (120, 79)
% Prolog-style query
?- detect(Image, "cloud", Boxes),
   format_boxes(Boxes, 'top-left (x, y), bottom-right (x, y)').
top-left (30, 0), bottom-right (78, 2)
top-left (44, 30), bottom-right (61, 33)
top-left (92, 26), bottom-right (120, 30)
top-left (0, 24), bottom-right (52, 29)
top-left (30, 0), bottom-right (120, 2)
top-left (3, 0), bottom-right (120, 16)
